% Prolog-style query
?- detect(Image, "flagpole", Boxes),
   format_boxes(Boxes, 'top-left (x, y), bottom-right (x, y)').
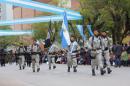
top-left (61, 11), bottom-right (71, 48)
top-left (68, 21), bottom-right (77, 42)
top-left (82, 16), bottom-right (85, 47)
top-left (49, 20), bottom-right (53, 37)
top-left (52, 21), bottom-right (57, 42)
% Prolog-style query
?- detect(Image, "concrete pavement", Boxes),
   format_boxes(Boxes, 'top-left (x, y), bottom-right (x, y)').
top-left (0, 64), bottom-right (130, 86)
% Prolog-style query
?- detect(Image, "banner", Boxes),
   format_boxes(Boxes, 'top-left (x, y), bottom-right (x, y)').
top-left (60, 12), bottom-right (71, 48)
top-left (87, 25), bottom-right (94, 36)
top-left (0, 30), bottom-right (32, 36)
top-left (76, 25), bottom-right (86, 41)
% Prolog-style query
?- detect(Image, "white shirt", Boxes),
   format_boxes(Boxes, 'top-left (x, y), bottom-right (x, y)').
top-left (32, 45), bottom-right (39, 52)
top-left (101, 37), bottom-right (112, 50)
top-left (70, 41), bottom-right (78, 53)
top-left (19, 46), bottom-right (25, 53)
top-left (89, 36), bottom-right (101, 49)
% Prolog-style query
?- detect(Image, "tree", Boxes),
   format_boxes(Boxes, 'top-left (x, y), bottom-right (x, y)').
top-left (0, 26), bottom-right (19, 48)
top-left (79, 0), bottom-right (130, 44)
top-left (32, 22), bottom-right (48, 40)
top-left (32, 0), bottom-right (82, 44)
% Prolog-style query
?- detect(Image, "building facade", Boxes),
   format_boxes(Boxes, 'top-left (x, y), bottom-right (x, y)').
top-left (12, 0), bottom-right (80, 30)
top-left (0, 0), bottom-right (80, 43)
top-left (0, 3), bottom-right (13, 21)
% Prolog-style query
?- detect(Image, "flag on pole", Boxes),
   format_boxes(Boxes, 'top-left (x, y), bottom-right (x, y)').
top-left (87, 25), bottom-right (94, 36)
top-left (46, 31), bottom-right (51, 39)
top-left (60, 12), bottom-right (71, 48)
top-left (76, 25), bottom-right (86, 41)
top-left (45, 21), bottom-right (52, 48)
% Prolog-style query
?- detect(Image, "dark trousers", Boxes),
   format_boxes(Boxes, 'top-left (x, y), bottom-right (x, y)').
top-left (121, 60), bottom-right (128, 66)
top-left (1, 59), bottom-right (5, 66)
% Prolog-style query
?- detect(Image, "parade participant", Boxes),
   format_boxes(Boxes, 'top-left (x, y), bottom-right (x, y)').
top-left (89, 29), bottom-right (106, 76)
top-left (101, 31), bottom-right (112, 74)
top-left (39, 40), bottom-right (45, 64)
top-left (48, 41), bottom-right (59, 70)
top-left (15, 47), bottom-right (19, 65)
top-left (26, 45), bottom-right (32, 67)
top-left (67, 36), bottom-right (80, 72)
top-left (18, 43), bottom-right (26, 70)
top-left (31, 40), bottom-right (40, 72)
top-left (0, 49), bottom-right (6, 67)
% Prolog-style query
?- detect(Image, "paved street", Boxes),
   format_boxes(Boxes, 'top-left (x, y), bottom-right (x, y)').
top-left (0, 64), bottom-right (130, 86)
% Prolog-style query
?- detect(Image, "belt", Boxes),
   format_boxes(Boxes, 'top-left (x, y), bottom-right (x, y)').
top-left (91, 48), bottom-right (101, 51)
top-left (97, 48), bottom-right (101, 50)
top-left (31, 52), bottom-right (40, 55)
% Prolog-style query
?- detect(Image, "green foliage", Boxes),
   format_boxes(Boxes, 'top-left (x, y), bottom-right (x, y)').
top-left (32, 22), bottom-right (48, 40)
top-left (79, 0), bottom-right (130, 44)
top-left (0, 26), bottom-right (19, 48)
top-left (32, 21), bottom-right (62, 43)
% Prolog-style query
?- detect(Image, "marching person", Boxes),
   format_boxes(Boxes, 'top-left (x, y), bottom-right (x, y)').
top-left (31, 40), bottom-right (40, 72)
top-left (18, 43), bottom-right (26, 70)
top-left (0, 49), bottom-right (6, 67)
top-left (67, 36), bottom-right (80, 72)
top-left (89, 29), bottom-right (106, 76)
top-left (101, 31), bottom-right (112, 74)
top-left (26, 45), bottom-right (32, 67)
top-left (48, 41), bottom-right (59, 70)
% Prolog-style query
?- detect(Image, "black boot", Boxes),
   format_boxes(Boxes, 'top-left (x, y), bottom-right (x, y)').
top-left (96, 66), bottom-right (98, 70)
top-left (73, 66), bottom-right (77, 72)
top-left (100, 68), bottom-right (106, 75)
top-left (107, 68), bottom-right (112, 74)
top-left (49, 66), bottom-right (51, 70)
top-left (37, 68), bottom-right (40, 72)
top-left (68, 67), bottom-right (70, 72)
top-left (19, 66), bottom-right (22, 70)
top-left (33, 69), bottom-right (35, 72)
top-left (53, 66), bottom-right (56, 69)
top-left (23, 65), bottom-right (25, 69)
top-left (92, 69), bottom-right (96, 76)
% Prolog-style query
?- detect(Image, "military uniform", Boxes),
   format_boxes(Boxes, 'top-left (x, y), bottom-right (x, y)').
top-left (48, 43), bottom-right (59, 70)
top-left (26, 46), bottom-right (32, 67)
top-left (31, 44), bottom-right (40, 72)
top-left (18, 46), bottom-right (25, 70)
top-left (89, 36), bottom-right (106, 76)
top-left (67, 41), bottom-right (79, 72)
top-left (101, 36), bottom-right (112, 74)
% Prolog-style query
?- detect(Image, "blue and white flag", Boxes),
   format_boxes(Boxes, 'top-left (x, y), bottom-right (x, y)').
top-left (60, 12), bottom-right (71, 48)
top-left (45, 23), bottom-right (52, 48)
top-left (87, 25), bottom-right (94, 36)
top-left (0, 30), bottom-right (32, 36)
top-left (76, 25), bottom-right (86, 41)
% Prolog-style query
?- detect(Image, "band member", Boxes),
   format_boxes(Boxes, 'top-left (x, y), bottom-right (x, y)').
top-left (101, 31), bottom-right (112, 74)
top-left (48, 41), bottom-right (59, 70)
top-left (25, 45), bottom-right (32, 67)
top-left (89, 29), bottom-right (106, 76)
top-left (31, 40), bottom-right (40, 72)
top-left (67, 36), bottom-right (80, 72)
top-left (18, 43), bottom-right (26, 70)
top-left (0, 49), bottom-right (6, 67)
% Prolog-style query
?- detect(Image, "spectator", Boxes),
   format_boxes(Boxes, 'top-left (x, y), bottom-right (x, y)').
top-left (121, 49), bottom-right (128, 66)
top-left (126, 42), bottom-right (130, 66)
top-left (114, 42), bottom-right (122, 67)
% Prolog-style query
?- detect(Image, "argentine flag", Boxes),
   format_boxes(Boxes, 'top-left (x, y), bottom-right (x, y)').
top-left (87, 25), bottom-right (94, 36)
top-left (76, 25), bottom-right (87, 41)
top-left (60, 12), bottom-right (71, 48)
top-left (0, 30), bottom-right (32, 36)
